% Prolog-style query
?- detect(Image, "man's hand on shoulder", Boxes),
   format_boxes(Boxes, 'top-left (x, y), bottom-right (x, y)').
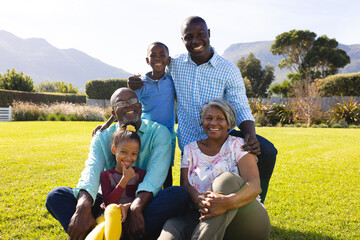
top-left (68, 190), bottom-right (95, 240)
top-left (128, 74), bottom-right (144, 90)
top-left (239, 120), bottom-right (261, 155)
top-left (242, 133), bottom-right (261, 155)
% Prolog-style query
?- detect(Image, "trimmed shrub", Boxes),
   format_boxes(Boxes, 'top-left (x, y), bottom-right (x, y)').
top-left (0, 89), bottom-right (86, 107)
top-left (67, 115), bottom-right (78, 121)
top-left (332, 123), bottom-right (342, 128)
top-left (85, 79), bottom-right (128, 99)
top-left (47, 114), bottom-right (57, 121)
top-left (316, 72), bottom-right (360, 97)
top-left (38, 116), bottom-right (46, 121)
top-left (329, 120), bottom-right (349, 128)
top-left (58, 114), bottom-right (66, 121)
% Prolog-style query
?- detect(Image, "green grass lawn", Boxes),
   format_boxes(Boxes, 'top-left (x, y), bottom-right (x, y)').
top-left (0, 122), bottom-right (359, 239)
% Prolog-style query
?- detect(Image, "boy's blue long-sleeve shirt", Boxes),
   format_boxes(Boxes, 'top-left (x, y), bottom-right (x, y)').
top-left (135, 72), bottom-right (175, 132)
top-left (73, 119), bottom-right (172, 203)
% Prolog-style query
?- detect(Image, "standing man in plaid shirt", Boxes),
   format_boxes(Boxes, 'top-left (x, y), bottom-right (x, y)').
top-left (129, 16), bottom-right (277, 203)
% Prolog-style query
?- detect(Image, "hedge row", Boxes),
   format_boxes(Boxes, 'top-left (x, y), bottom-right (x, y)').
top-left (85, 79), bottom-right (128, 99)
top-left (0, 89), bottom-right (86, 107)
top-left (316, 72), bottom-right (360, 97)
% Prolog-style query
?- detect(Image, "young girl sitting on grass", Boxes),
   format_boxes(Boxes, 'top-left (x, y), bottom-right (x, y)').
top-left (86, 124), bottom-right (146, 240)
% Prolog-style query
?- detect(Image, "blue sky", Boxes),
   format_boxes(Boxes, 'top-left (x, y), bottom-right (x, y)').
top-left (1, 0), bottom-right (359, 74)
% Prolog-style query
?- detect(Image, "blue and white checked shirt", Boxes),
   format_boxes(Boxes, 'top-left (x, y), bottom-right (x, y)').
top-left (168, 47), bottom-right (255, 151)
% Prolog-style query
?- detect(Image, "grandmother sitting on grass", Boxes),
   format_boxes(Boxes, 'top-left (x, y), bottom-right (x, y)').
top-left (45, 87), bottom-right (189, 240)
top-left (159, 99), bottom-right (271, 240)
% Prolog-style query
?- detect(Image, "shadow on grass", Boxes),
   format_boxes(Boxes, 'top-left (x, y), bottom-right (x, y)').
top-left (269, 226), bottom-right (337, 240)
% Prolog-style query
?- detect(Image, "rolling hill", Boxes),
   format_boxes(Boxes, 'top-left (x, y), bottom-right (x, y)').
top-left (1, 30), bottom-right (359, 91)
top-left (222, 41), bottom-right (360, 83)
top-left (0, 30), bottom-right (131, 92)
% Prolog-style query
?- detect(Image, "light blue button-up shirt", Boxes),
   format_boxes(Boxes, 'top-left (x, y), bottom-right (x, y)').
top-left (73, 119), bottom-right (171, 202)
top-left (135, 72), bottom-right (175, 132)
top-left (168, 47), bottom-right (255, 151)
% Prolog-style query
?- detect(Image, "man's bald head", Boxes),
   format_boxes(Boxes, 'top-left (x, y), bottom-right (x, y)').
top-left (110, 88), bottom-right (137, 108)
top-left (181, 16), bottom-right (207, 35)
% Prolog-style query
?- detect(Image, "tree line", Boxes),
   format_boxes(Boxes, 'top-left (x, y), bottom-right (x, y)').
top-left (1, 29), bottom-right (352, 98)
top-left (237, 29), bottom-right (350, 98)
top-left (0, 69), bottom-right (78, 94)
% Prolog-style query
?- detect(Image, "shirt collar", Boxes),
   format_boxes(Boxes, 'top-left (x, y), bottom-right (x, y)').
top-left (138, 119), bottom-right (146, 134)
top-left (184, 46), bottom-right (219, 68)
top-left (144, 72), bottom-right (167, 83)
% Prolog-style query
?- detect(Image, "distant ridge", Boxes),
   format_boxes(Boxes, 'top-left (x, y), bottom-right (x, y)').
top-left (0, 30), bottom-right (131, 91)
top-left (222, 40), bottom-right (360, 83)
top-left (1, 30), bottom-right (358, 90)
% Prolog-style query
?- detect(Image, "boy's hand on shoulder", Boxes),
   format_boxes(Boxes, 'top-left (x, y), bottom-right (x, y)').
top-left (128, 74), bottom-right (144, 90)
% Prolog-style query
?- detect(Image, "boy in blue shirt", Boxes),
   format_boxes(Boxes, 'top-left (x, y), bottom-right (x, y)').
top-left (94, 42), bottom-right (176, 188)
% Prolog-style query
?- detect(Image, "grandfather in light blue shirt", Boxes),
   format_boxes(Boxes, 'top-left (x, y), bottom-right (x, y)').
top-left (46, 88), bottom-right (189, 240)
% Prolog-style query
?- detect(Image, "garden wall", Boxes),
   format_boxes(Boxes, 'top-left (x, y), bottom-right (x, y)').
top-left (87, 96), bottom-right (360, 111)
top-left (87, 98), bottom-right (111, 108)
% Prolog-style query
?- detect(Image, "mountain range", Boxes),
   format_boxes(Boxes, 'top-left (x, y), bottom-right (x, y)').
top-left (0, 30), bottom-right (131, 92)
top-left (222, 41), bottom-right (360, 83)
top-left (1, 30), bottom-right (359, 91)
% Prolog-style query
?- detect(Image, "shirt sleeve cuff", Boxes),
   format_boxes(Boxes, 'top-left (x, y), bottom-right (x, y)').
top-left (73, 187), bottom-right (97, 206)
top-left (136, 181), bottom-right (160, 197)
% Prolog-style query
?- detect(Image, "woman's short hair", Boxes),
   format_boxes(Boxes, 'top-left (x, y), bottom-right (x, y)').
top-left (200, 99), bottom-right (237, 129)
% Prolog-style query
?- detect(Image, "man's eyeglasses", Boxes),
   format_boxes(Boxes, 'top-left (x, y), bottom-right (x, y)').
top-left (113, 98), bottom-right (139, 109)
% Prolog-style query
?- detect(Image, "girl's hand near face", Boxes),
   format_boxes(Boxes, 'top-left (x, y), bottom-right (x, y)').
top-left (121, 162), bottom-right (136, 182)
top-left (118, 162), bottom-right (136, 188)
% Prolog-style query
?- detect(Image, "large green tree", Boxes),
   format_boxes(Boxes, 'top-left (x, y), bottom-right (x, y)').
top-left (236, 52), bottom-right (275, 98)
top-left (302, 35), bottom-right (350, 79)
top-left (271, 30), bottom-right (350, 81)
top-left (0, 69), bottom-right (34, 92)
top-left (270, 30), bottom-right (316, 73)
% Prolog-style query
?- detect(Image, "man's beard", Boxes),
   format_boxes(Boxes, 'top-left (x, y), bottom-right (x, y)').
top-left (121, 115), bottom-right (140, 125)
